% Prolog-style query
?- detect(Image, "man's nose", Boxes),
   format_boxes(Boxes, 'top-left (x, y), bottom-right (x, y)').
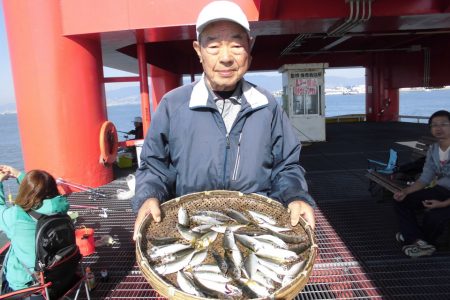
top-left (218, 46), bottom-right (233, 63)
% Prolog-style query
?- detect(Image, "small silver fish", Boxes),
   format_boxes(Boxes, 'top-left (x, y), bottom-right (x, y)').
top-left (282, 260), bottom-right (306, 286)
top-left (148, 243), bottom-right (192, 261)
top-left (257, 263), bottom-right (282, 284)
top-left (192, 270), bottom-right (231, 283)
top-left (154, 249), bottom-right (196, 275)
top-left (248, 210), bottom-right (277, 225)
top-left (210, 224), bottom-right (245, 234)
top-left (289, 242), bottom-right (311, 255)
top-left (211, 250), bottom-right (228, 274)
top-left (238, 278), bottom-right (271, 298)
top-left (254, 234), bottom-right (288, 249)
top-left (258, 222), bottom-right (292, 233)
top-left (243, 252), bottom-right (258, 279)
top-left (224, 249), bottom-right (241, 279)
top-left (192, 210), bottom-right (235, 222)
top-left (269, 229), bottom-right (308, 244)
top-left (177, 271), bottom-right (205, 297)
top-left (186, 249), bottom-right (208, 268)
top-left (176, 223), bottom-right (202, 242)
top-left (190, 215), bottom-right (224, 226)
top-left (234, 234), bottom-right (263, 252)
top-left (223, 208), bottom-right (251, 225)
top-left (253, 271), bottom-right (275, 290)
top-left (190, 224), bottom-right (214, 233)
top-left (255, 247), bottom-right (298, 263)
top-left (192, 264), bottom-right (222, 274)
top-left (195, 231), bottom-right (218, 250)
top-left (193, 276), bottom-right (242, 299)
top-left (178, 207), bottom-right (190, 227)
top-left (257, 256), bottom-right (290, 275)
top-left (160, 248), bottom-right (197, 264)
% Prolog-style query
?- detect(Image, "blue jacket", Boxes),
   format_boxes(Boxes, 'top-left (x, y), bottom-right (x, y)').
top-left (0, 173), bottom-right (70, 290)
top-left (133, 77), bottom-right (315, 212)
top-left (418, 143), bottom-right (450, 190)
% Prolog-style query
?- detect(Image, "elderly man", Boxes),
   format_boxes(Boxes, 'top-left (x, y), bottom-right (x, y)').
top-left (132, 0), bottom-right (315, 240)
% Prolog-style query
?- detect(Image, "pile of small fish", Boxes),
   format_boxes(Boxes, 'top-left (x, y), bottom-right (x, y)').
top-left (145, 207), bottom-right (310, 299)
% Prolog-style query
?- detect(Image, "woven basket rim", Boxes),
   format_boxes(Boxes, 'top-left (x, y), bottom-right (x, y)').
top-left (136, 190), bottom-right (317, 300)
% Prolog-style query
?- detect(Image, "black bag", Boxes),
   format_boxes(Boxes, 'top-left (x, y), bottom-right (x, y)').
top-left (29, 211), bottom-right (82, 299)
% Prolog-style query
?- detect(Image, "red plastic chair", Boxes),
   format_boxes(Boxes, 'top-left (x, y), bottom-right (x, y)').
top-left (0, 242), bottom-right (90, 300)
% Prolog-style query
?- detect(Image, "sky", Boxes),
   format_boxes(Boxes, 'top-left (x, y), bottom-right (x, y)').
top-left (0, 5), bottom-right (364, 106)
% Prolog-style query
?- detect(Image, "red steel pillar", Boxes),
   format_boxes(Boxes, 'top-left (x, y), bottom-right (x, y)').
top-left (149, 65), bottom-right (182, 112)
top-left (3, 0), bottom-right (112, 189)
top-left (365, 54), bottom-right (399, 122)
top-left (137, 30), bottom-right (151, 137)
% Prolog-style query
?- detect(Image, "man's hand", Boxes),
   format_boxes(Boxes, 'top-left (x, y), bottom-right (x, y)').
top-left (393, 189), bottom-right (408, 202)
top-left (423, 199), bottom-right (445, 209)
top-left (133, 198), bottom-right (161, 241)
top-left (288, 200), bottom-right (315, 230)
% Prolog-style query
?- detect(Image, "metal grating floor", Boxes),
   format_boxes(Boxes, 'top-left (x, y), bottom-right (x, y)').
top-left (5, 122), bottom-right (450, 299)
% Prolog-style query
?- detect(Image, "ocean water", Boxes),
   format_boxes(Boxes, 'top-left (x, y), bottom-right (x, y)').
top-left (0, 89), bottom-right (448, 194)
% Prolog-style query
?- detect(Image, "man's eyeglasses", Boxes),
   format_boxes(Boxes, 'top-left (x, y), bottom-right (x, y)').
top-left (430, 122), bottom-right (450, 128)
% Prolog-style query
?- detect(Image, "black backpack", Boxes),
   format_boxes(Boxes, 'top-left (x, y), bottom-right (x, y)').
top-left (29, 211), bottom-right (82, 298)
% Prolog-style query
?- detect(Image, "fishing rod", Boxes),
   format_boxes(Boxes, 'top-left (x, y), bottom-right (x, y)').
top-left (56, 178), bottom-right (107, 199)
top-left (70, 204), bottom-right (133, 218)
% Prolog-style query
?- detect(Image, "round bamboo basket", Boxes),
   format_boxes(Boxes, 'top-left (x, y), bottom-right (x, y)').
top-left (136, 190), bottom-right (317, 300)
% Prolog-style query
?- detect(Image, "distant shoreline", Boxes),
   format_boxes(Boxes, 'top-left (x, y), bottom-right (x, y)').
top-left (1, 87), bottom-right (449, 115)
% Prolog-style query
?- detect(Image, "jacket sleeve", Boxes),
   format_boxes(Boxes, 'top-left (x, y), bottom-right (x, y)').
top-left (0, 182), bottom-right (12, 238)
top-left (0, 173), bottom-right (24, 238)
top-left (132, 100), bottom-right (176, 213)
top-left (417, 144), bottom-right (437, 185)
top-left (268, 105), bottom-right (316, 208)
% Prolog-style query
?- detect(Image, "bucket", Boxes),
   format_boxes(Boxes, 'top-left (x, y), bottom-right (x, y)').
top-left (75, 227), bottom-right (95, 256)
top-left (117, 152), bottom-right (133, 168)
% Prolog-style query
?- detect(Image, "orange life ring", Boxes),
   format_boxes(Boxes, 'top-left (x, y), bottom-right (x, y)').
top-left (99, 121), bottom-right (118, 165)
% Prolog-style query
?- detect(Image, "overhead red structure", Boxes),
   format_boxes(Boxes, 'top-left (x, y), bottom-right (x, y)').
top-left (3, 0), bottom-right (450, 186)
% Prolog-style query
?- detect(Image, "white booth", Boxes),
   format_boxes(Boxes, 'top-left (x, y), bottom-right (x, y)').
top-left (279, 63), bottom-right (328, 142)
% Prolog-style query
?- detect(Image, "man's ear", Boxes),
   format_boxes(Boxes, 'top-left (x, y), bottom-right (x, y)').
top-left (193, 41), bottom-right (202, 62)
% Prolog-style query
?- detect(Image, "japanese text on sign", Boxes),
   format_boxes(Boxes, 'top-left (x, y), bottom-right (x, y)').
top-left (293, 78), bottom-right (318, 96)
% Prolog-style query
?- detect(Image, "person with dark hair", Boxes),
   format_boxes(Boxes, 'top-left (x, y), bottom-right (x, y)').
top-left (393, 110), bottom-right (450, 257)
top-left (0, 165), bottom-right (69, 294)
top-left (132, 1), bottom-right (315, 240)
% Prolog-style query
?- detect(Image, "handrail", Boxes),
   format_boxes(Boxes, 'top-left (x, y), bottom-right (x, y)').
top-left (398, 115), bottom-right (429, 123)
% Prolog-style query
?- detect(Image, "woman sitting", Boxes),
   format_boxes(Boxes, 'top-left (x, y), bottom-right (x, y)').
top-left (393, 110), bottom-right (450, 257)
top-left (0, 165), bottom-right (69, 294)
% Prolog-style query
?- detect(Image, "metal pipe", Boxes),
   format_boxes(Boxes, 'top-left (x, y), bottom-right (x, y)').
top-left (327, 0), bottom-right (356, 37)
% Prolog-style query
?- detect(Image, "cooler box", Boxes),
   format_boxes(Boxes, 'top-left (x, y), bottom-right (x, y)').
top-left (117, 152), bottom-right (133, 168)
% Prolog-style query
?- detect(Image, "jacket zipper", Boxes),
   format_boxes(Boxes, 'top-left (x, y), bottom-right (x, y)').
top-left (223, 133), bottom-right (230, 186)
top-left (232, 133), bottom-right (242, 181)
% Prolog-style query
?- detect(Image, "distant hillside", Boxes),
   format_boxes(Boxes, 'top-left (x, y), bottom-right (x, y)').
top-left (0, 102), bottom-right (17, 114)
top-left (1, 74), bottom-right (366, 112)
top-left (102, 74), bottom-right (365, 106)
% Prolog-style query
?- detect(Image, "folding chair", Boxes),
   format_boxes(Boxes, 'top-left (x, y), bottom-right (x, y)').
top-left (367, 148), bottom-right (398, 174)
top-left (0, 242), bottom-right (90, 300)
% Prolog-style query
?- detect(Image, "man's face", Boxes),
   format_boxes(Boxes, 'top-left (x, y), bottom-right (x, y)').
top-left (193, 21), bottom-right (251, 91)
top-left (430, 115), bottom-right (450, 139)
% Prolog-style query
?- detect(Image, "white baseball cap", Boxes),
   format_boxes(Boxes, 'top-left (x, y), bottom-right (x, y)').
top-left (196, 1), bottom-right (250, 40)
top-left (133, 117), bottom-right (142, 123)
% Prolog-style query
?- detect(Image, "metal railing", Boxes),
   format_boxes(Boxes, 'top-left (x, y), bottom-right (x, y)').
top-left (398, 115), bottom-right (429, 123)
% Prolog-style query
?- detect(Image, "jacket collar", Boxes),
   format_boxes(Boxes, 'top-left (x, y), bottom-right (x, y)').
top-left (189, 74), bottom-right (269, 110)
